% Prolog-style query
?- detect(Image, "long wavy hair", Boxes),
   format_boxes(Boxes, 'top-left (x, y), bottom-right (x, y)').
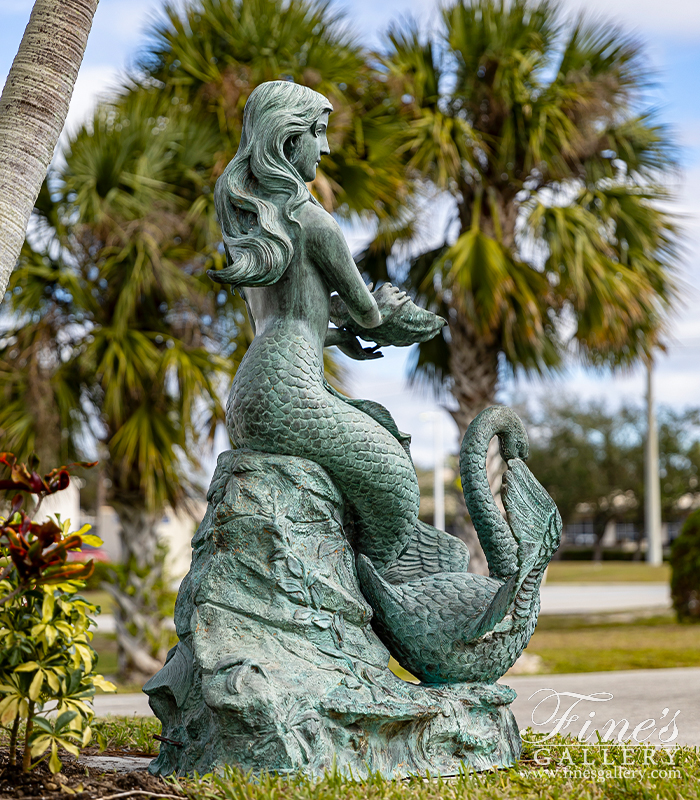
top-left (211, 81), bottom-right (333, 288)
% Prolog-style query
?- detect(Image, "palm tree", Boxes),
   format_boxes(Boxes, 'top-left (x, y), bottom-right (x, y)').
top-left (361, 0), bottom-right (680, 435)
top-left (0, 91), bottom-right (250, 681)
top-left (0, 0), bottom-right (99, 297)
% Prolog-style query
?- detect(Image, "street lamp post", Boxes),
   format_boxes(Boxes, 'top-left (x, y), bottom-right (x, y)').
top-left (645, 359), bottom-right (663, 566)
top-left (421, 411), bottom-right (445, 532)
top-left (433, 413), bottom-right (445, 533)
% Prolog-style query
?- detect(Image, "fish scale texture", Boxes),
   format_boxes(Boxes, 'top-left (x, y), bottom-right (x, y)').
top-left (227, 329), bottom-right (419, 570)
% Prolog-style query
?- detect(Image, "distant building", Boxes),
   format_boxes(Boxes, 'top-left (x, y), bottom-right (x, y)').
top-left (34, 480), bottom-right (82, 529)
top-left (95, 502), bottom-right (206, 582)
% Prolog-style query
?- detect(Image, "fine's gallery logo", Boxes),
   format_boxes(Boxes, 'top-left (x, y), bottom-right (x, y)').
top-left (525, 689), bottom-right (680, 744)
top-left (520, 689), bottom-right (683, 780)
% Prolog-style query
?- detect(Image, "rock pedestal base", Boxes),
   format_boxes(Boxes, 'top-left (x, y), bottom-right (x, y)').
top-left (144, 450), bottom-right (521, 778)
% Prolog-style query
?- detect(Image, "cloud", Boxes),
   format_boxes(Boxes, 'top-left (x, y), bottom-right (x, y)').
top-left (557, 0), bottom-right (700, 38)
top-left (88, 0), bottom-right (167, 47)
top-left (508, 355), bottom-right (700, 414)
top-left (62, 65), bottom-right (122, 139)
top-left (346, 0), bottom-right (700, 41)
top-left (77, 0), bottom-right (168, 79)
top-left (676, 122), bottom-right (700, 155)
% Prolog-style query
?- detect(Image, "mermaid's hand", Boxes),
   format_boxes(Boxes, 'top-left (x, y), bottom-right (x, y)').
top-left (373, 283), bottom-right (410, 322)
top-left (330, 285), bottom-right (446, 348)
top-left (339, 338), bottom-right (383, 361)
top-left (324, 327), bottom-right (383, 360)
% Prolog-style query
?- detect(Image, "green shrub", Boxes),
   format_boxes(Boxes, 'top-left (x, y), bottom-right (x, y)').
top-left (0, 453), bottom-right (115, 772)
top-left (670, 508), bottom-right (700, 622)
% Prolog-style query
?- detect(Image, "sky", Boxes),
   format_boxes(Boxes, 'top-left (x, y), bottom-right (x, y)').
top-left (1, 0), bottom-right (699, 468)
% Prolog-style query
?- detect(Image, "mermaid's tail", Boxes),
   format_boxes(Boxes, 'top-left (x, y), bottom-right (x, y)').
top-left (227, 331), bottom-right (419, 571)
top-left (229, 341), bottom-right (559, 684)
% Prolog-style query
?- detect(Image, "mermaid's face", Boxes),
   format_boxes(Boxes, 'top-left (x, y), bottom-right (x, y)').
top-left (288, 111), bottom-right (330, 182)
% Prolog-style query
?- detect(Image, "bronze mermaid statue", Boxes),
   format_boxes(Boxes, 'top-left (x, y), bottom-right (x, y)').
top-left (210, 80), bottom-right (562, 684)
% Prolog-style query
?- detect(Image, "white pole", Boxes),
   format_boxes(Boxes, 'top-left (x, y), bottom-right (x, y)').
top-left (645, 359), bottom-right (663, 566)
top-left (433, 413), bottom-right (445, 532)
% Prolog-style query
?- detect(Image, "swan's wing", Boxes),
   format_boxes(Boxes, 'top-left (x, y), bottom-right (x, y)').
top-left (502, 458), bottom-right (562, 570)
top-left (465, 572), bottom-right (519, 643)
top-left (381, 520), bottom-right (471, 584)
top-left (360, 554), bottom-right (510, 653)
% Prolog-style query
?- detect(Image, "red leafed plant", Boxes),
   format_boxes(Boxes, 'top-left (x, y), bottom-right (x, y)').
top-left (0, 453), bottom-right (116, 774)
top-left (0, 453), bottom-right (98, 605)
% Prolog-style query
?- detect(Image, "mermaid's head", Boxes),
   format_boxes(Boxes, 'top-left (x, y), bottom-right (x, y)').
top-left (239, 81), bottom-right (332, 187)
top-left (211, 81), bottom-right (333, 289)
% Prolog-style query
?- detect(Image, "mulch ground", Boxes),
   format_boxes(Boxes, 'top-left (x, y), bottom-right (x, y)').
top-left (0, 748), bottom-right (182, 800)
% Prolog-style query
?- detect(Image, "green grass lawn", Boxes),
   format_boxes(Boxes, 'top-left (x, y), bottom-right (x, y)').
top-left (92, 633), bottom-right (118, 676)
top-left (83, 590), bottom-right (115, 613)
top-left (545, 562), bottom-right (670, 583)
top-left (50, 720), bottom-right (700, 800)
top-left (526, 615), bottom-right (700, 673)
top-left (7, 717), bottom-right (699, 799)
top-left (91, 716), bottom-right (161, 755)
top-left (91, 633), bottom-right (144, 693)
top-left (168, 735), bottom-right (700, 800)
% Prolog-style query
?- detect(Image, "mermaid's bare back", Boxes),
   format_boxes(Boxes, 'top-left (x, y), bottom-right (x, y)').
top-left (227, 327), bottom-right (420, 570)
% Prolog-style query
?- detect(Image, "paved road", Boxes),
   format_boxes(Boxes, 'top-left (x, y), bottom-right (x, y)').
top-left (93, 692), bottom-right (152, 717)
top-left (94, 667), bottom-right (699, 747)
top-left (539, 583), bottom-right (671, 615)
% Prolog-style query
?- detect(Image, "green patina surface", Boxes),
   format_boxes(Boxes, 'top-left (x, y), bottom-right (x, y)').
top-left (144, 80), bottom-right (561, 778)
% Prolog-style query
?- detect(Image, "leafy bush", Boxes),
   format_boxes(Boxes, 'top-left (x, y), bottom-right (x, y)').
top-left (0, 453), bottom-right (115, 772)
top-left (670, 509), bottom-right (700, 622)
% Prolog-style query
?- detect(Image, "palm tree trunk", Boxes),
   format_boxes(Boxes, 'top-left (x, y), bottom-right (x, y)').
top-left (0, 0), bottom-right (99, 298)
top-left (105, 501), bottom-right (171, 682)
top-left (447, 308), bottom-right (500, 436)
top-left (447, 308), bottom-right (502, 575)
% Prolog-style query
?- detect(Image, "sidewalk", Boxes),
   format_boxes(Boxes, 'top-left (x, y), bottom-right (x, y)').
top-left (93, 692), bottom-right (151, 717)
top-left (507, 667), bottom-right (699, 747)
top-left (91, 583), bottom-right (672, 634)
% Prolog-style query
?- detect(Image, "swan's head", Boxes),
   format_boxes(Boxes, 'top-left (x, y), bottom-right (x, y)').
top-left (465, 406), bottom-right (530, 462)
top-left (495, 411), bottom-right (529, 462)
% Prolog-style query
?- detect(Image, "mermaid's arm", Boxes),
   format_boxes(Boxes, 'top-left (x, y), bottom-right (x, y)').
top-left (308, 209), bottom-right (397, 329)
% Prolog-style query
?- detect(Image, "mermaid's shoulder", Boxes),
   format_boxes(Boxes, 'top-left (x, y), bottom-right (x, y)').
top-left (299, 200), bottom-right (344, 244)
